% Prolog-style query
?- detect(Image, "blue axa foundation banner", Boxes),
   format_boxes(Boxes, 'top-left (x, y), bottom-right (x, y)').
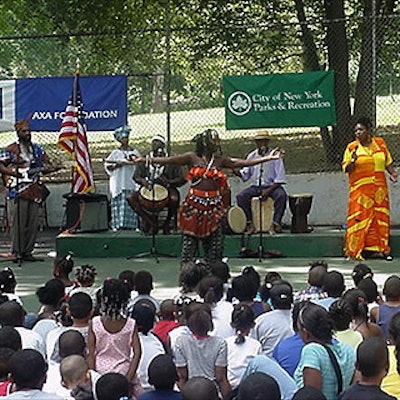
top-left (223, 71), bottom-right (336, 129)
top-left (0, 75), bottom-right (127, 131)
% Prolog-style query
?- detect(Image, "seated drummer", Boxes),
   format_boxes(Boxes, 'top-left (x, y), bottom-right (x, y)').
top-left (127, 135), bottom-right (185, 235)
top-left (235, 130), bottom-right (287, 233)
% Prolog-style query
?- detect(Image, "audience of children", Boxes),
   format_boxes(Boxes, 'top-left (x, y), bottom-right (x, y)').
top-left (3, 260), bottom-right (400, 400)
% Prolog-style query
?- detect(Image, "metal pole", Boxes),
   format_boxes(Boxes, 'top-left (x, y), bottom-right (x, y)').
top-left (371, 0), bottom-right (377, 127)
top-left (165, 0), bottom-right (171, 154)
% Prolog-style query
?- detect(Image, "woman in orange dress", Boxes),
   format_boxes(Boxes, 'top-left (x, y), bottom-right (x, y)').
top-left (342, 117), bottom-right (397, 261)
top-left (134, 129), bottom-right (282, 264)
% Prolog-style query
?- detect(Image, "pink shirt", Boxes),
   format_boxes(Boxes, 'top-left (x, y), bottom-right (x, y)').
top-left (92, 315), bottom-right (135, 375)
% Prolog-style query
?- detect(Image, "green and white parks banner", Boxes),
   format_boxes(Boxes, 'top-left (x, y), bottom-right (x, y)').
top-left (223, 71), bottom-right (336, 129)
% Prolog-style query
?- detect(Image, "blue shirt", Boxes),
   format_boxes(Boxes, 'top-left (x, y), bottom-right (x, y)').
top-left (273, 332), bottom-right (304, 377)
top-left (137, 390), bottom-right (182, 400)
top-left (242, 355), bottom-right (297, 400)
top-left (240, 149), bottom-right (286, 186)
top-left (294, 342), bottom-right (356, 400)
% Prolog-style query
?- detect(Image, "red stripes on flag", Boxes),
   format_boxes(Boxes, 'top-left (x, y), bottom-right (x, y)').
top-left (58, 74), bottom-right (94, 194)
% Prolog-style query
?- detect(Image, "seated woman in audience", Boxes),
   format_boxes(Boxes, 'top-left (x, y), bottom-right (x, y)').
top-left (343, 288), bottom-right (384, 339)
top-left (173, 303), bottom-right (231, 397)
top-left (198, 275), bottom-right (235, 338)
top-left (226, 303), bottom-right (261, 388)
top-left (294, 302), bottom-right (356, 400)
top-left (381, 311), bottom-right (400, 398)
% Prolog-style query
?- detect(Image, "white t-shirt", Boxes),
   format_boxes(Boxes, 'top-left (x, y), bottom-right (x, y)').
top-left (15, 326), bottom-right (46, 358)
top-left (42, 362), bottom-right (73, 399)
top-left (210, 300), bottom-right (235, 339)
top-left (226, 335), bottom-right (262, 388)
top-left (137, 332), bottom-right (166, 391)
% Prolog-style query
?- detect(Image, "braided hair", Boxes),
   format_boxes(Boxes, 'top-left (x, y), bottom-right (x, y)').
top-left (0, 267), bottom-right (16, 293)
top-left (100, 278), bottom-right (130, 320)
top-left (75, 264), bottom-right (97, 287)
top-left (192, 129), bottom-right (221, 157)
top-left (231, 303), bottom-right (255, 344)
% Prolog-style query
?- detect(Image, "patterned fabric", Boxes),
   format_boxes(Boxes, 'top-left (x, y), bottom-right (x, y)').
top-left (0, 142), bottom-right (48, 199)
top-left (186, 166), bottom-right (228, 189)
top-left (111, 190), bottom-right (138, 229)
top-left (342, 137), bottom-right (393, 259)
top-left (179, 188), bottom-right (225, 238)
top-left (92, 316), bottom-right (135, 376)
top-left (181, 225), bottom-right (223, 264)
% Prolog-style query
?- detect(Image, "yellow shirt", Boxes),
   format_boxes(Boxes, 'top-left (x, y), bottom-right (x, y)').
top-left (381, 345), bottom-right (400, 399)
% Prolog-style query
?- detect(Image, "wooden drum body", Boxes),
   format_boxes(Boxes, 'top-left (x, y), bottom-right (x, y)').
top-left (289, 193), bottom-right (313, 233)
top-left (251, 197), bottom-right (274, 233)
top-left (139, 184), bottom-right (169, 211)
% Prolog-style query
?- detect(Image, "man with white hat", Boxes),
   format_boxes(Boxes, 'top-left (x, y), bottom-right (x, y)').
top-left (236, 130), bottom-right (287, 233)
top-left (127, 135), bottom-right (185, 235)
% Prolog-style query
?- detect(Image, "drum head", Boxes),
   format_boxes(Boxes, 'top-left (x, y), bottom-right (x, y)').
top-left (227, 206), bottom-right (247, 234)
top-left (140, 184), bottom-right (168, 201)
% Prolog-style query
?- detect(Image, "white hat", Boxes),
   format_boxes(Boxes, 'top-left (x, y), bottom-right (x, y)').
top-left (151, 134), bottom-right (166, 144)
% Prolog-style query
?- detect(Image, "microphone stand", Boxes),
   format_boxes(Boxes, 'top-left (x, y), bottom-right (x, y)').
top-left (257, 151), bottom-right (266, 262)
top-left (127, 159), bottom-right (173, 263)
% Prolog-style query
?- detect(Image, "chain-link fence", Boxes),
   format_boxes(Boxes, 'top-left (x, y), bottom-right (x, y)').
top-left (1, 12), bottom-right (400, 184)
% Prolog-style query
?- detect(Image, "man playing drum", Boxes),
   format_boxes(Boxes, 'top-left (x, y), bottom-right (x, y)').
top-left (127, 135), bottom-right (185, 235)
top-left (236, 131), bottom-right (287, 234)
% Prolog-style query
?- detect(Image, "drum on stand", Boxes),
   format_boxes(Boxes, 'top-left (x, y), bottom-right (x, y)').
top-left (139, 184), bottom-right (169, 211)
top-left (289, 193), bottom-right (313, 233)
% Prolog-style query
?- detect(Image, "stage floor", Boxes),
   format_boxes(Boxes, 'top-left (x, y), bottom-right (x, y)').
top-left (55, 226), bottom-right (400, 259)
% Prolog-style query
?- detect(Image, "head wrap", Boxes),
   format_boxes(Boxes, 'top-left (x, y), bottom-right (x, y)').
top-left (114, 125), bottom-right (131, 141)
top-left (14, 120), bottom-right (30, 132)
top-left (151, 134), bottom-right (166, 144)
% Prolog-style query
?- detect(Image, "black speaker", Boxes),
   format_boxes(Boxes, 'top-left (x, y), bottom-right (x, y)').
top-left (63, 193), bottom-right (109, 232)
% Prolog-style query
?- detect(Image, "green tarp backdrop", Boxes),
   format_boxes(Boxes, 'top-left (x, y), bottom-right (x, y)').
top-left (223, 71), bottom-right (336, 130)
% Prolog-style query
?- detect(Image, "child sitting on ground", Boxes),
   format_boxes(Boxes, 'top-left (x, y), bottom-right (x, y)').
top-left (152, 299), bottom-right (179, 346)
top-left (337, 336), bottom-right (395, 399)
top-left (0, 347), bottom-right (15, 395)
top-left (95, 372), bottom-right (130, 400)
top-left (137, 354), bottom-right (182, 400)
top-left (70, 264), bottom-right (98, 304)
top-left (370, 275), bottom-right (400, 339)
top-left (87, 278), bottom-right (142, 395)
top-left (0, 267), bottom-right (22, 306)
top-left (53, 253), bottom-right (77, 298)
top-left (60, 354), bottom-right (101, 400)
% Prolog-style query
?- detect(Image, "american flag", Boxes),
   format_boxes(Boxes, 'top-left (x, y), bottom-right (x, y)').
top-left (58, 74), bottom-right (95, 193)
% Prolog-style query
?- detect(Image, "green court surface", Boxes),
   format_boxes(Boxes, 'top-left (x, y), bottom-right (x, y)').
top-left (11, 254), bottom-right (399, 314)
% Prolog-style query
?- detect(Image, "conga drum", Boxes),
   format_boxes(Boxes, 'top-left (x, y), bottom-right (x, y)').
top-left (251, 197), bottom-right (274, 233)
top-left (225, 205), bottom-right (247, 234)
top-left (139, 184), bottom-right (169, 211)
top-left (289, 193), bottom-right (313, 233)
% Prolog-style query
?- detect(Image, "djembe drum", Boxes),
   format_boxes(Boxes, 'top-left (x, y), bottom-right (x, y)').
top-left (289, 193), bottom-right (313, 233)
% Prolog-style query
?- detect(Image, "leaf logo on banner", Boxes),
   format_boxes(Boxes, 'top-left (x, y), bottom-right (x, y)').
top-left (227, 91), bottom-right (252, 116)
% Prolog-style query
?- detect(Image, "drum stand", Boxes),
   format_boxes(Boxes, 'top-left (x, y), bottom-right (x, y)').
top-left (127, 179), bottom-right (173, 263)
